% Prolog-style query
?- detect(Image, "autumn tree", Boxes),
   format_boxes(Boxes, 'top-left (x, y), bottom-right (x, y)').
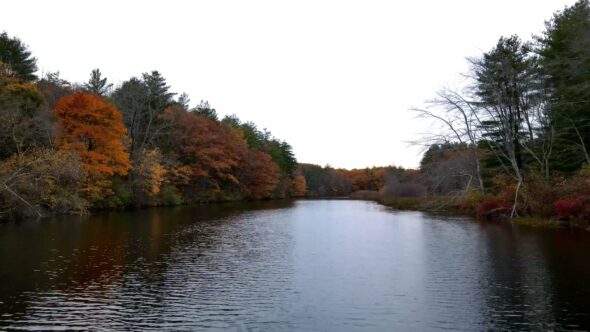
top-left (0, 68), bottom-right (45, 157)
top-left (0, 33), bottom-right (306, 218)
top-left (289, 170), bottom-right (308, 197)
top-left (344, 167), bottom-right (387, 191)
top-left (222, 114), bottom-right (297, 176)
top-left (130, 148), bottom-right (166, 205)
top-left (163, 106), bottom-right (246, 200)
top-left (53, 92), bottom-right (131, 201)
top-left (239, 150), bottom-right (280, 199)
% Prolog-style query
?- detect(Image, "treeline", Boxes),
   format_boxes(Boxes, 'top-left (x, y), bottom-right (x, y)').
top-left (297, 1), bottom-right (590, 225)
top-left (0, 32), bottom-right (306, 219)
top-left (411, 0), bottom-right (590, 224)
top-left (298, 164), bottom-right (423, 199)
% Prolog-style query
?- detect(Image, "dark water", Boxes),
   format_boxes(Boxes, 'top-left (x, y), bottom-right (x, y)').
top-left (1, 200), bottom-right (590, 331)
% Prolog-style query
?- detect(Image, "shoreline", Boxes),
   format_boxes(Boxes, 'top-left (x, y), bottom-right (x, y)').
top-left (1, 195), bottom-right (581, 232)
top-left (348, 194), bottom-right (580, 231)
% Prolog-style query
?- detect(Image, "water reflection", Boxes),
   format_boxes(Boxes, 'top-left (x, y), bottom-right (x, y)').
top-left (1, 200), bottom-right (590, 330)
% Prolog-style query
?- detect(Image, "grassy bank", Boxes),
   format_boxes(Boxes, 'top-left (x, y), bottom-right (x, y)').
top-left (350, 191), bottom-right (459, 212)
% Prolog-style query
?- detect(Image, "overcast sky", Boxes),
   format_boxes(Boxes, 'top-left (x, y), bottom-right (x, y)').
top-left (2, 0), bottom-right (579, 169)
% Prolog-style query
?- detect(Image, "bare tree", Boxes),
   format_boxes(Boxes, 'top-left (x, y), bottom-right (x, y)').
top-left (415, 36), bottom-right (556, 219)
top-left (412, 86), bottom-right (485, 194)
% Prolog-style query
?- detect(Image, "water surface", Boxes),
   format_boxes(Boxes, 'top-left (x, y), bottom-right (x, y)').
top-left (1, 200), bottom-right (590, 331)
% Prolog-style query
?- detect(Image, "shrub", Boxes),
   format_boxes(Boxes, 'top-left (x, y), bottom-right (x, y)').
top-left (476, 196), bottom-right (512, 221)
top-left (523, 172), bottom-right (562, 218)
top-left (458, 186), bottom-right (484, 211)
top-left (579, 198), bottom-right (590, 221)
top-left (103, 177), bottom-right (133, 209)
top-left (0, 149), bottom-right (86, 219)
top-left (160, 185), bottom-right (183, 206)
top-left (554, 199), bottom-right (577, 221)
top-left (380, 182), bottom-right (426, 198)
top-left (555, 197), bottom-right (590, 222)
top-left (351, 190), bottom-right (379, 200)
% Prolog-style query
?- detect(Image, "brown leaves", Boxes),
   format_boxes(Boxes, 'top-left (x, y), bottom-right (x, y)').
top-left (168, 108), bottom-right (247, 191)
top-left (289, 171), bottom-right (307, 197)
top-left (239, 150), bottom-right (280, 200)
top-left (0, 71), bottom-right (46, 156)
top-left (0, 148), bottom-right (85, 218)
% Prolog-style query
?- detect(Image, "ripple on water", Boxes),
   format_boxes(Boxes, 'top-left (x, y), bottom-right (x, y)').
top-left (1, 200), bottom-right (590, 330)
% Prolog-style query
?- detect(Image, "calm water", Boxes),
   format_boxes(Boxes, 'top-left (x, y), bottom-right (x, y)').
top-left (1, 200), bottom-right (590, 331)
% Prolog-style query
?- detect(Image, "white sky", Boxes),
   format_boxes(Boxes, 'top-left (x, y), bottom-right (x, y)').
top-left (3, 0), bottom-right (578, 169)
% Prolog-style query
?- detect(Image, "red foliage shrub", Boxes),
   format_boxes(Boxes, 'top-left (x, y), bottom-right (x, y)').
top-left (555, 197), bottom-right (590, 221)
top-left (476, 197), bottom-right (512, 221)
top-left (579, 198), bottom-right (590, 221)
top-left (554, 199), bottom-right (578, 221)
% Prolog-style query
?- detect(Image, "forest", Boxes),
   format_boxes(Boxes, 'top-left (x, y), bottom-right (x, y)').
top-left (411, 0), bottom-right (590, 225)
top-left (0, 33), bottom-right (307, 219)
top-left (2, 0), bottom-right (590, 226)
top-left (296, 0), bottom-right (590, 226)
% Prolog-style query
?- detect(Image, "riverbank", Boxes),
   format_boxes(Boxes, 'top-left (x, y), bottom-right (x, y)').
top-left (349, 190), bottom-right (577, 230)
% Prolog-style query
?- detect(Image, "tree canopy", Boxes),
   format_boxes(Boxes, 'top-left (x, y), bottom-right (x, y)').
top-left (0, 32), bottom-right (37, 81)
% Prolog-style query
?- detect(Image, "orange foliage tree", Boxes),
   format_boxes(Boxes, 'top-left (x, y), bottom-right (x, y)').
top-left (53, 92), bottom-right (130, 201)
top-left (162, 106), bottom-right (246, 197)
top-left (239, 149), bottom-right (280, 199)
top-left (289, 170), bottom-right (308, 197)
top-left (344, 167), bottom-right (388, 191)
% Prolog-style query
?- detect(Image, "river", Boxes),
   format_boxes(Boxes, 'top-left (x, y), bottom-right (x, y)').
top-left (1, 199), bottom-right (590, 331)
